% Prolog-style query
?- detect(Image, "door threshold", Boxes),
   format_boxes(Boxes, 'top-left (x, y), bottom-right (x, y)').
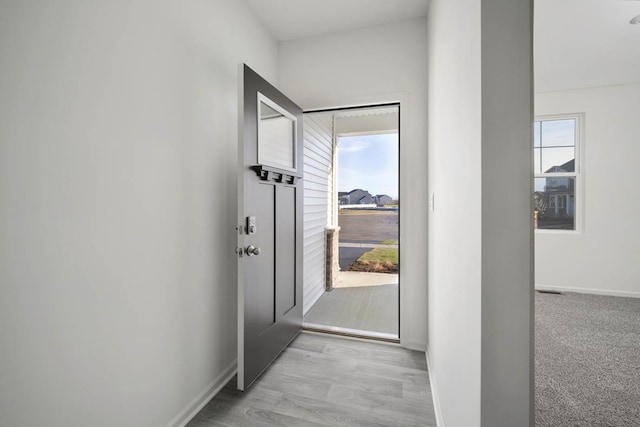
top-left (302, 323), bottom-right (400, 344)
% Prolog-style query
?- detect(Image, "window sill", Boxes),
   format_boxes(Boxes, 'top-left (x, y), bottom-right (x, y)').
top-left (535, 229), bottom-right (582, 235)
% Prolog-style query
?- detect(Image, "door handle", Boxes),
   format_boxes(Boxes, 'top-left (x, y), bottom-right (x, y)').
top-left (245, 245), bottom-right (261, 256)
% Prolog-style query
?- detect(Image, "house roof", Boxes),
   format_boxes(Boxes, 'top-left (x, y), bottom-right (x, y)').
top-left (544, 159), bottom-right (575, 174)
top-left (347, 188), bottom-right (367, 195)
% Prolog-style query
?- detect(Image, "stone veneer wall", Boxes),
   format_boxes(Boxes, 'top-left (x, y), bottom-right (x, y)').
top-left (325, 227), bottom-right (340, 291)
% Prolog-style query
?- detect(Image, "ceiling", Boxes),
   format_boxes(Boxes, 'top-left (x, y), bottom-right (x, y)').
top-left (245, 0), bottom-right (429, 41)
top-left (535, 0), bottom-right (640, 92)
top-left (246, 0), bottom-right (640, 92)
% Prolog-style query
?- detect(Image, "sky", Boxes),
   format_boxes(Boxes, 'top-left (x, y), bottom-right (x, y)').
top-left (534, 118), bottom-right (575, 178)
top-left (337, 121), bottom-right (574, 195)
top-left (337, 133), bottom-right (399, 199)
top-left (534, 118), bottom-right (576, 191)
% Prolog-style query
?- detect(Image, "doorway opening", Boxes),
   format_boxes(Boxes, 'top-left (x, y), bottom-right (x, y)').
top-left (302, 104), bottom-right (400, 341)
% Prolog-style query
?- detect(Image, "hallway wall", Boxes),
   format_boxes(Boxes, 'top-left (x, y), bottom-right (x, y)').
top-left (0, 1), bottom-right (277, 426)
top-left (427, 0), bottom-right (482, 423)
top-left (427, 0), bottom-right (534, 425)
top-left (278, 18), bottom-right (429, 351)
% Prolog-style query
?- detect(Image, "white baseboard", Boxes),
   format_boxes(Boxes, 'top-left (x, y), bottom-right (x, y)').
top-left (165, 360), bottom-right (237, 427)
top-left (535, 284), bottom-right (640, 298)
top-left (402, 338), bottom-right (426, 352)
top-left (425, 348), bottom-right (444, 427)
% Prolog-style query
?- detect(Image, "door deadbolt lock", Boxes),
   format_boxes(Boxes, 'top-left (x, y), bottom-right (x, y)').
top-left (245, 245), bottom-right (261, 256)
top-left (246, 216), bottom-right (257, 235)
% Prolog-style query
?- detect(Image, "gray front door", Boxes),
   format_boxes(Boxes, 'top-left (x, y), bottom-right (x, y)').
top-left (237, 64), bottom-right (303, 390)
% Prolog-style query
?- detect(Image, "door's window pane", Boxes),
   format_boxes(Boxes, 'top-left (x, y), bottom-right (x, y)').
top-left (541, 119), bottom-right (575, 147)
top-left (534, 147), bottom-right (541, 174)
top-left (541, 147), bottom-right (574, 173)
top-left (259, 99), bottom-right (296, 171)
top-left (534, 176), bottom-right (575, 230)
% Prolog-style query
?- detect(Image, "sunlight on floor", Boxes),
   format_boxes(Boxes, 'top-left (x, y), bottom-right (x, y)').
top-left (334, 271), bottom-right (398, 288)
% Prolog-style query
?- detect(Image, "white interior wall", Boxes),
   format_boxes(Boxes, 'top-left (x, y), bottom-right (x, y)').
top-left (0, 1), bottom-right (277, 426)
top-left (279, 18), bottom-right (428, 350)
top-left (428, 0), bottom-right (533, 425)
top-left (427, 0), bottom-right (482, 423)
top-left (535, 83), bottom-right (640, 297)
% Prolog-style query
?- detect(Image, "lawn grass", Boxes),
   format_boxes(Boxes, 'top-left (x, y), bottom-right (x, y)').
top-left (358, 247), bottom-right (398, 264)
top-left (348, 247), bottom-right (399, 273)
top-left (338, 209), bottom-right (395, 215)
top-left (381, 239), bottom-right (399, 245)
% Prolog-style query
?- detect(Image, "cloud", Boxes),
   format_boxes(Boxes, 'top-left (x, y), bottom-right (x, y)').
top-left (337, 139), bottom-right (369, 153)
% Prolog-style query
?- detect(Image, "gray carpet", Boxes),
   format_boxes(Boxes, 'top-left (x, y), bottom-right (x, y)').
top-left (536, 291), bottom-right (640, 426)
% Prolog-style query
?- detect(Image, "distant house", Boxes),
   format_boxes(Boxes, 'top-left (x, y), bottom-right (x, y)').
top-left (357, 194), bottom-right (375, 204)
top-left (340, 189), bottom-right (374, 205)
top-left (545, 159), bottom-right (574, 174)
top-left (374, 194), bottom-right (392, 206)
top-left (338, 191), bottom-right (350, 205)
top-left (539, 159), bottom-right (575, 222)
top-left (339, 189), bottom-right (393, 206)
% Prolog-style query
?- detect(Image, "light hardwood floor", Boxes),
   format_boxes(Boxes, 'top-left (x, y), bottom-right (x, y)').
top-left (187, 332), bottom-right (436, 426)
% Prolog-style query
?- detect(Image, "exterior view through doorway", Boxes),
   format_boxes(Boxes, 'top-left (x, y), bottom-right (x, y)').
top-left (302, 104), bottom-right (400, 341)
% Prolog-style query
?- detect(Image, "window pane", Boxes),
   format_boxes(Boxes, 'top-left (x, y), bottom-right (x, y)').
top-left (533, 121), bottom-right (541, 148)
top-left (534, 148), bottom-right (541, 173)
top-left (259, 100), bottom-right (295, 170)
top-left (541, 119), bottom-right (575, 147)
top-left (541, 147), bottom-right (574, 173)
top-left (534, 176), bottom-right (575, 230)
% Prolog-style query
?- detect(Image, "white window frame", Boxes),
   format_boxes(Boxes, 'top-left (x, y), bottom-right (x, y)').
top-left (534, 113), bottom-right (584, 234)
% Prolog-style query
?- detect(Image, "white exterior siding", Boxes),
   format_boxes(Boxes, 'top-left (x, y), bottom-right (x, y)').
top-left (302, 111), bottom-right (333, 314)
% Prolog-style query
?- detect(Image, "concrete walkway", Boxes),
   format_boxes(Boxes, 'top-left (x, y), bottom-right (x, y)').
top-left (303, 271), bottom-right (400, 337)
top-left (335, 271), bottom-right (399, 288)
top-left (339, 242), bottom-right (398, 248)
top-left (304, 282), bottom-right (399, 336)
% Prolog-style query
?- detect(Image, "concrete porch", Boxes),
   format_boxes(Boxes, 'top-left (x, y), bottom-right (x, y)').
top-left (303, 272), bottom-right (399, 338)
